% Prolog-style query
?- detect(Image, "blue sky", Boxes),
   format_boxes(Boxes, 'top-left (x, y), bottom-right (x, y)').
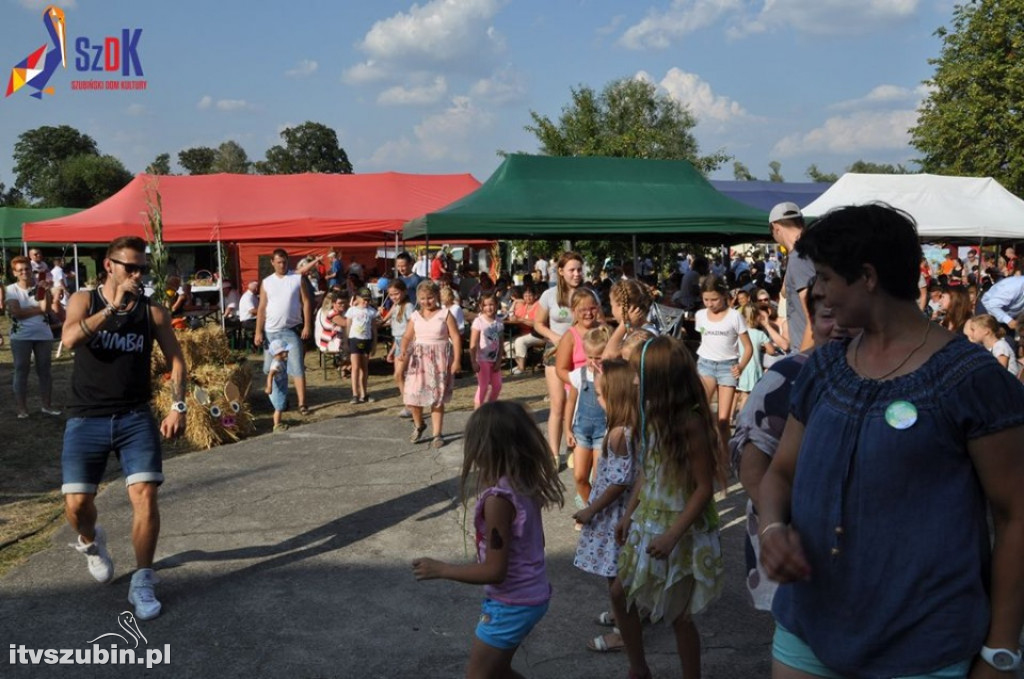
top-left (0, 0), bottom-right (957, 194)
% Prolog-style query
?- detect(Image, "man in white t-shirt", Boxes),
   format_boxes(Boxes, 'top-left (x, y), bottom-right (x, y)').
top-left (255, 249), bottom-right (313, 414)
top-left (238, 282), bottom-right (258, 324)
top-left (534, 255), bottom-right (549, 286)
top-left (220, 280), bottom-right (240, 318)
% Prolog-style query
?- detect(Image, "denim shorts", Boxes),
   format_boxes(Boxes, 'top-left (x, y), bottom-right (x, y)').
top-left (61, 409), bottom-right (163, 494)
top-left (773, 624), bottom-right (972, 679)
top-left (697, 356), bottom-right (738, 388)
top-left (264, 328), bottom-right (305, 377)
top-left (475, 598), bottom-right (549, 650)
top-left (572, 417), bottom-right (606, 450)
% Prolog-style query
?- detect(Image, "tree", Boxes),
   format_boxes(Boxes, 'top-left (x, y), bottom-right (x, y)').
top-left (911, 0), bottom-right (1024, 196)
top-left (806, 164), bottom-right (839, 182)
top-left (177, 147), bottom-right (217, 175)
top-left (48, 155), bottom-right (132, 208)
top-left (13, 125), bottom-right (99, 201)
top-left (146, 153), bottom-right (172, 175)
top-left (768, 161), bottom-right (784, 183)
top-left (255, 122), bottom-right (353, 174)
top-left (733, 161), bottom-right (757, 181)
top-left (846, 160), bottom-right (915, 174)
top-left (211, 140), bottom-right (251, 174)
top-left (525, 78), bottom-right (729, 174)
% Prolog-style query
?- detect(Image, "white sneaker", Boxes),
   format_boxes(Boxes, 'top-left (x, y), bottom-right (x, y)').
top-left (71, 526), bottom-right (114, 584)
top-left (128, 568), bottom-right (162, 621)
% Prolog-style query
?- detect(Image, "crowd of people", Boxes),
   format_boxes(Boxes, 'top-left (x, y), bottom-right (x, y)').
top-left (5, 203), bottom-right (1024, 677)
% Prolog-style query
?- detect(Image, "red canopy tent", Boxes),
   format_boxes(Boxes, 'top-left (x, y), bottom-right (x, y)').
top-left (22, 172), bottom-right (482, 243)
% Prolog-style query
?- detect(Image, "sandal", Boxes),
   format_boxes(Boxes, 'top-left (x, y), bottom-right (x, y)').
top-left (410, 424), bottom-right (427, 443)
top-left (587, 632), bottom-right (624, 653)
top-left (430, 435), bottom-right (444, 449)
top-left (298, 405), bottom-right (310, 416)
top-left (595, 611), bottom-right (617, 627)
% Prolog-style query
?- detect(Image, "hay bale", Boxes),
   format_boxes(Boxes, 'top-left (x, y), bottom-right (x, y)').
top-left (152, 325), bottom-right (233, 376)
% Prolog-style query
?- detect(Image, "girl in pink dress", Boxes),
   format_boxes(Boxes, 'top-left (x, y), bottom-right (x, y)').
top-left (400, 280), bottom-right (462, 449)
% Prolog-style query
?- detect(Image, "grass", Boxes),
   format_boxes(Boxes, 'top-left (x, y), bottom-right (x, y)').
top-left (0, 315), bottom-right (548, 576)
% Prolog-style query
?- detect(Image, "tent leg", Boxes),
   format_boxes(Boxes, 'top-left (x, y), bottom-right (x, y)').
top-left (217, 239), bottom-right (225, 332)
top-left (73, 244), bottom-right (79, 292)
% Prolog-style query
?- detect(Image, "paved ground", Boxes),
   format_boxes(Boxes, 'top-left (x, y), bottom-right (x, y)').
top-left (0, 403), bottom-right (773, 678)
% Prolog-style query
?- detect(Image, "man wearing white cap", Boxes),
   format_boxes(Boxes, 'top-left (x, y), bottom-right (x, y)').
top-left (769, 202), bottom-right (815, 352)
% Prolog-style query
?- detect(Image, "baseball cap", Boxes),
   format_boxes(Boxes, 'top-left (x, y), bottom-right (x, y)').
top-left (769, 202), bottom-right (803, 224)
top-left (268, 339), bottom-right (289, 356)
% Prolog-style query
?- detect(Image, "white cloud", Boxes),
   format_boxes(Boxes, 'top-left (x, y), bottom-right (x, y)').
top-left (197, 95), bottom-right (255, 112)
top-left (285, 59), bottom-right (318, 78)
top-left (369, 96), bottom-right (494, 167)
top-left (126, 103), bottom-right (147, 116)
top-left (377, 76), bottom-right (448, 106)
top-left (596, 15), bottom-right (625, 36)
top-left (830, 84), bottom-right (931, 111)
top-left (620, 0), bottom-right (741, 49)
top-left (358, 0), bottom-right (505, 65)
top-left (620, 0), bottom-right (923, 48)
top-left (651, 68), bottom-right (750, 125)
top-left (343, 60), bottom-right (391, 85)
top-left (729, 0), bottom-right (922, 38)
top-left (469, 67), bottom-right (526, 105)
top-left (772, 109), bottom-right (918, 156)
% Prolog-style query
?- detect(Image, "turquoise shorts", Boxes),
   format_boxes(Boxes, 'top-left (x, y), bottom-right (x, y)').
top-left (773, 624), bottom-right (972, 679)
top-left (475, 598), bottom-right (549, 650)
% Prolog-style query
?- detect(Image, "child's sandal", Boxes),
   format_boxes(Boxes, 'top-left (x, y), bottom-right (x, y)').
top-left (430, 435), bottom-right (444, 449)
top-left (410, 424), bottom-right (427, 443)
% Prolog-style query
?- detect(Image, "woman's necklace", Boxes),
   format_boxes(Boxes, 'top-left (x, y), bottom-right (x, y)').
top-left (853, 320), bottom-right (933, 380)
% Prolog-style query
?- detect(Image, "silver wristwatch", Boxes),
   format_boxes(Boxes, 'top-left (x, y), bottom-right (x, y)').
top-left (171, 401), bottom-right (188, 414)
top-left (980, 646), bottom-right (1022, 672)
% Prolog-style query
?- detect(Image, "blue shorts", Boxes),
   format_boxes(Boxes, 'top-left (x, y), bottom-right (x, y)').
top-left (773, 624), bottom-right (972, 679)
top-left (697, 356), bottom-right (738, 388)
top-left (263, 328), bottom-right (305, 378)
top-left (475, 598), bottom-right (549, 650)
top-left (61, 410), bottom-right (163, 494)
top-left (572, 418), bottom-right (606, 450)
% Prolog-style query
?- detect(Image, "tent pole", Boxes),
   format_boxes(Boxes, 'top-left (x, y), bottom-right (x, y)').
top-left (73, 244), bottom-right (79, 292)
top-left (394, 231), bottom-right (399, 277)
top-left (217, 239), bottom-right (225, 332)
top-left (632, 234), bottom-right (638, 279)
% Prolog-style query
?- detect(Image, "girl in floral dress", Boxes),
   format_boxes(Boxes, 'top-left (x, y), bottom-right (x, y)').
top-left (401, 280), bottom-right (462, 449)
top-left (572, 359), bottom-right (639, 653)
top-left (612, 335), bottom-right (724, 679)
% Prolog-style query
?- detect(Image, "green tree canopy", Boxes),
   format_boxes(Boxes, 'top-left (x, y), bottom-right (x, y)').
top-left (911, 0), bottom-right (1024, 195)
top-left (733, 161), bottom-right (757, 181)
top-left (177, 147), bottom-right (217, 175)
top-left (211, 141), bottom-right (251, 174)
top-left (846, 160), bottom-right (916, 174)
top-left (525, 78), bottom-right (729, 175)
top-left (255, 122), bottom-right (353, 174)
top-left (768, 161), bottom-right (784, 183)
top-left (146, 153), bottom-right (172, 175)
top-left (13, 125), bottom-right (99, 201)
top-left (805, 164), bottom-right (839, 182)
top-left (48, 155), bottom-right (132, 208)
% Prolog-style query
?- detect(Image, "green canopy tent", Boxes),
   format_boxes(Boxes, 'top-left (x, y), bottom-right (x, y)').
top-left (404, 154), bottom-right (769, 243)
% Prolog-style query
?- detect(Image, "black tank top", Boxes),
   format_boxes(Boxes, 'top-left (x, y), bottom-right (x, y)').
top-left (68, 289), bottom-right (155, 417)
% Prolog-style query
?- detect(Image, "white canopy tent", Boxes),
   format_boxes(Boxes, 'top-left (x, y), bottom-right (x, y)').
top-left (802, 173), bottom-right (1024, 240)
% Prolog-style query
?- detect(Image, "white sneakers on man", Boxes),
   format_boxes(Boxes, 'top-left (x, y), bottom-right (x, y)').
top-left (128, 568), bottom-right (162, 621)
top-left (71, 525), bottom-right (114, 584)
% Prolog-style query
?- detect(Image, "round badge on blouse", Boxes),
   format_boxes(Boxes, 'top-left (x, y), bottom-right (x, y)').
top-left (885, 400), bottom-right (917, 430)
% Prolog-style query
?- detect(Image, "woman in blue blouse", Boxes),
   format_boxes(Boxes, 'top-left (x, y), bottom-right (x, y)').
top-left (759, 204), bottom-right (1024, 679)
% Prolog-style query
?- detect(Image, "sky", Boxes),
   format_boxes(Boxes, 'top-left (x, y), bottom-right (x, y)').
top-left (0, 0), bottom-right (959, 194)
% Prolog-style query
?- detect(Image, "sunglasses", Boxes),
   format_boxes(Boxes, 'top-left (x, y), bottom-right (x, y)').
top-left (109, 258), bottom-right (151, 275)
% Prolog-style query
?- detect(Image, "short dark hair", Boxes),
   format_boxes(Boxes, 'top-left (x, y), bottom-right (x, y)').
top-left (795, 203), bottom-right (921, 302)
top-left (272, 248), bottom-right (289, 260)
top-left (107, 236), bottom-right (146, 259)
top-left (396, 251), bottom-right (413, 264)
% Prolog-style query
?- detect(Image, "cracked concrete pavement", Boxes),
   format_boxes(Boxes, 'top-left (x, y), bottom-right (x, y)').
top-left (0, 406), bottom-right (773, 678)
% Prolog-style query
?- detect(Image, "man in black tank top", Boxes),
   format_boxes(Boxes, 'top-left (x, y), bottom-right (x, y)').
top-left (59, 236), bottom-right (187, 622)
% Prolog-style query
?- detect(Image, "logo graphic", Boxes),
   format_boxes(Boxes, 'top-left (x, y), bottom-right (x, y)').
top-left (5, 6), bottom-right (66, 99)
top-left (4, 5), bottom-right (146, 99)
top-left (86, 611), bottom-right (148, 649)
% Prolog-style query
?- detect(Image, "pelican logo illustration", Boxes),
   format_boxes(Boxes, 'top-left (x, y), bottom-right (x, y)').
top-left (85, 611), bottom-right (148, 649)
top-left (6, 5), bottom-right (67, 99)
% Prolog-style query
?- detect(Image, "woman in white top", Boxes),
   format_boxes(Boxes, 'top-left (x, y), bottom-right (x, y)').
top-left (695, 274), bottom-right (752, 468)
top-left (534, 251), bottom-right (585, 465)
top-left (5, 256), bottom-right (60, 419)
